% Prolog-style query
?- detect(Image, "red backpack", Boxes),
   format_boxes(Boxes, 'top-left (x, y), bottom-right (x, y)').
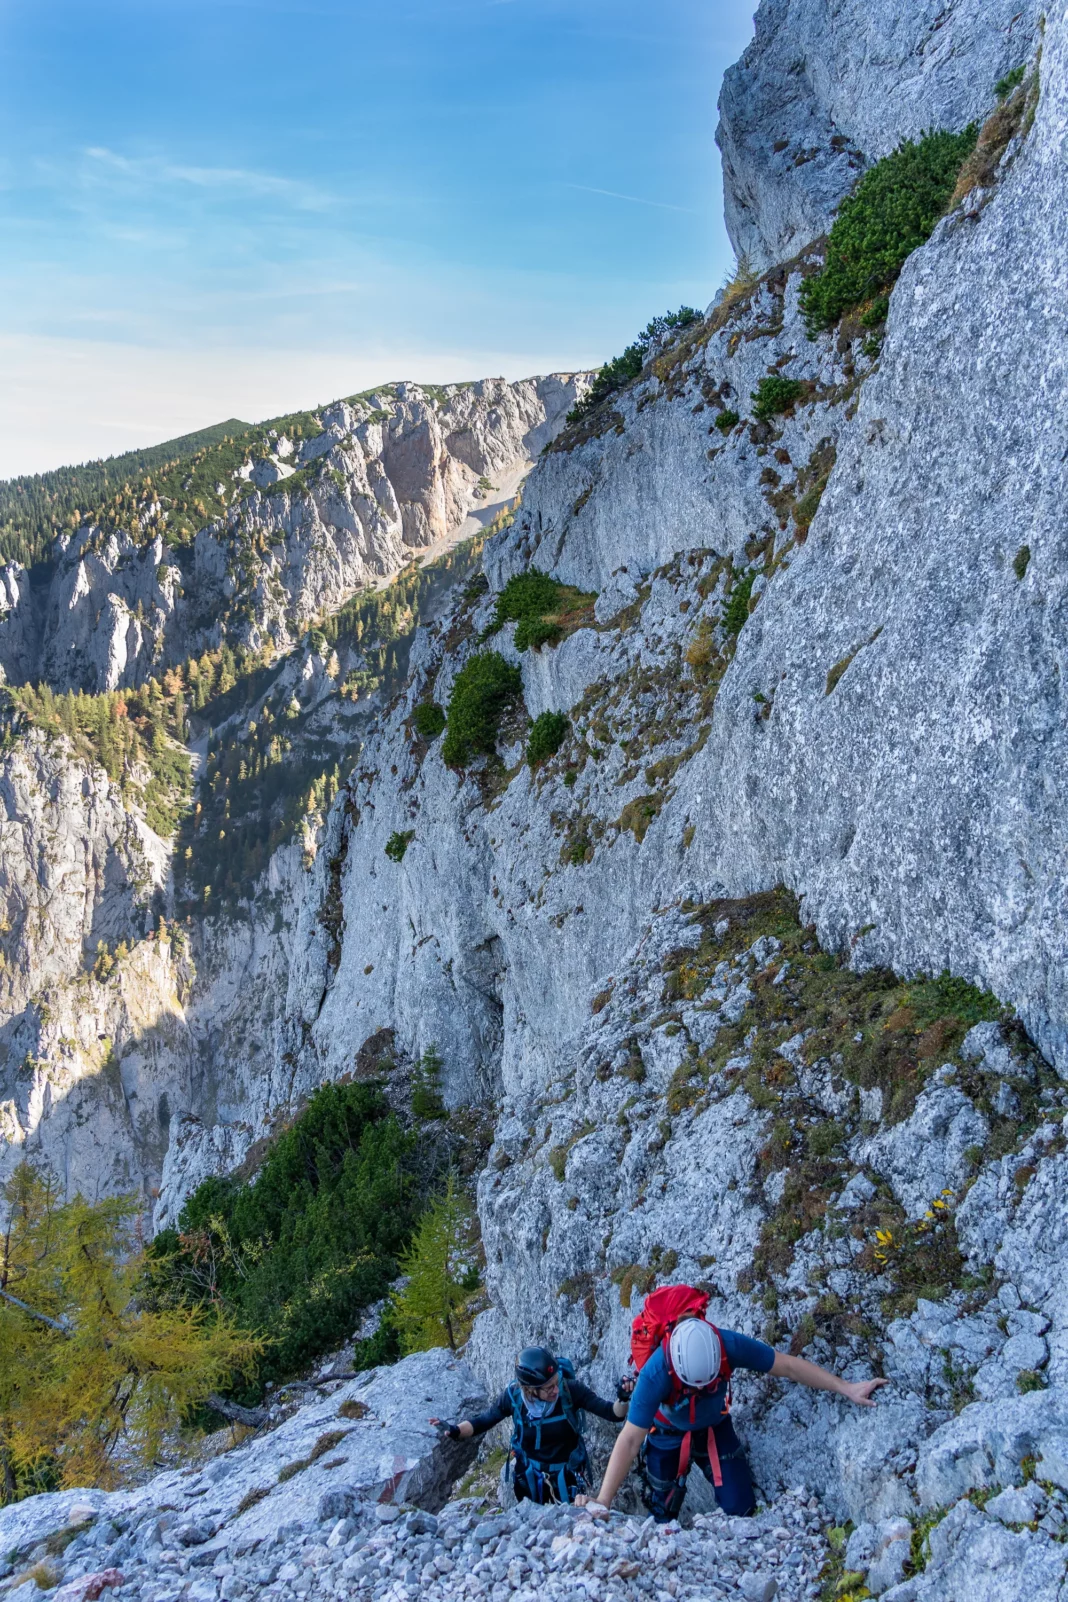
top-left (628, 1284), bottom-right (733, 1487)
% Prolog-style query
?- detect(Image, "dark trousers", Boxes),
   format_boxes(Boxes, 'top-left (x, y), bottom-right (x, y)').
top-left (642, 1418), bottom-right (756, 1522)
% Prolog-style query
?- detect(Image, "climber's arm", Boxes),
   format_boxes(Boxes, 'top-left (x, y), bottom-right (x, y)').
top-left (771, 1351), bottom-right (887, 1406)
top-left (578, 1420), bottom-right (648, 1510)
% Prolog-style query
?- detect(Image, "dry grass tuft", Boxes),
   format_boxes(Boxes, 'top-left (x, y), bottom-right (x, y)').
top-left (951, 77), bottom-right (1037, 205)
top-left (338, 1398), bottom-right (369, 1420)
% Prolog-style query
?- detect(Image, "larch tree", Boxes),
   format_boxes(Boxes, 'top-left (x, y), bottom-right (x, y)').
top-left (390, 1174), bottom-right (481, 1354)
top-left (0, 1163), bottom-right (260, 1503)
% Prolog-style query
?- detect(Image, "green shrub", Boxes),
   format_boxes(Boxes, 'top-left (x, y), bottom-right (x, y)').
top-left (861, 295), bottom-right (891, 328)
top-left (800, 126), bottom-right (978, 333)
top-left (527, 711), bottom-right (569, 768)
top-left (385, 829), bottom-right (415, 862)
top-left (751, 376), bottom-right (806, 422)
top-left (493, 570), bottom-right (561, 640)
top-left (996, 63), bottom-right (1026, 101)
top-left (412, 701), bottom-right (446, 739)
top-left (411, 1045), bottom-right (446, 1121)
top-left (565, 308), bottom-right (701, 425)
top-left (907, 971), bottom-right (1003, 1028)
top-left (723, 570), bottom-right (757, 635)
top-left (515, 617), bottom-right (562, 651)
top-left (1013, 545), bottom-right (1031, 580)
top-left (714, 409), bottom-right (740, 433)
top-left (148, 1082), bottom-right (421, 1396)
top-left (487, 568), bottom-right (596, 653)
top-left (441, 651), bottom-right (523, 767)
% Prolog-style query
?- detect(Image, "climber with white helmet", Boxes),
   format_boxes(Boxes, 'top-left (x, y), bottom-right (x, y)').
top-left (577, 1305), bottom-right (886, 1522)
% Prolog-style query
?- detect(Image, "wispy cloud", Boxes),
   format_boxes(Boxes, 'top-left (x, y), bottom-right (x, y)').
top-left (565, 183), bottom-right (697, 215)
top-left (84, 147), bottom-right (334, 211)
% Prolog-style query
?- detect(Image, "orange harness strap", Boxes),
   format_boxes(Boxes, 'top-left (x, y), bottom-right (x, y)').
top-left (653, 1389), bottom-right (729, 1488)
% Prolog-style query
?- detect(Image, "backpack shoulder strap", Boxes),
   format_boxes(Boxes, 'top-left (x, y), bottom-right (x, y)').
top-left (660, 1333), bottom-right (685, 1407)
top-left (506, 1382), bottom-right (526, 1443)
top-left (558, 1373), bottom-right (583, 1432)
top-left (711, 1326), bottom-right (733, 1382)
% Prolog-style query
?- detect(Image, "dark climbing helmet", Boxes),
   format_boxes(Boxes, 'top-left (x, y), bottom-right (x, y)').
top-left (515, 1346), bottom-right (558, 1387)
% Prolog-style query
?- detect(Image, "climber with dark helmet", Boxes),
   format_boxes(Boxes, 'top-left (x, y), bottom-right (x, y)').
top-left (576, 1309), bottom-right (886, 1523)
top-left (431, 1345), bottom-right (633, 1505)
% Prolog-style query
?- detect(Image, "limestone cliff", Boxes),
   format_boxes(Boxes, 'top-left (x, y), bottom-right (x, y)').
top-left (0, 377), bottom-right (585, 695)
top-left (717, 0), bottom-right (1041, 270)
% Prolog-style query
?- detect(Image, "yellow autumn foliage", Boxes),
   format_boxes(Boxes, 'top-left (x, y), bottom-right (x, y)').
top-left (0, 1163), bottom-right (261, 1503)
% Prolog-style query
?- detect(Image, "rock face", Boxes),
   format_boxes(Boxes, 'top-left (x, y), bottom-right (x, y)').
top-left (0, 1351), bottom-right (484, 1572)
top-left (0, 377), bottom-right (586, 695)
top-left (0, 1451), bottom-right (835, 1602)
top-left (0, 722), bottom-right (192, 1201)
top-left (717, 0), bottom-right (1042, 270)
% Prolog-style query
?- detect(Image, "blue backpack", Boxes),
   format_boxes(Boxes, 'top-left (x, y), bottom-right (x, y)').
top-left (505, 1357), bottom-right (591, 1503)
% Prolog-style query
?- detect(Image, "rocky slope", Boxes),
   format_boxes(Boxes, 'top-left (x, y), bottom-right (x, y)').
top-left (0, 1348), bottom-right (831, 1602)
top-left (1, 0), bottom-right (1067, 1596)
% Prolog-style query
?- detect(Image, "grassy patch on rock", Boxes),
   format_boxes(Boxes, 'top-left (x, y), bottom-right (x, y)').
top-left (657, 889), bottom-right (1057, 1328)
top-left (488, 569), bottom-right (596, 652)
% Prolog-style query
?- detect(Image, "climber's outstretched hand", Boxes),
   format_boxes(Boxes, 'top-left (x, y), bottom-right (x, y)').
top-left (839, 1377), bottom-right (888, 1408)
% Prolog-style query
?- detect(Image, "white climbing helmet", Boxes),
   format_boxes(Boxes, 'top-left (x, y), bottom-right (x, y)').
top-left (668, 1318), bottom-right (723, 1388)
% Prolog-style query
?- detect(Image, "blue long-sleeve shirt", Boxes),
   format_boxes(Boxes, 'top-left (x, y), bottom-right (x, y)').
top-left (627, 1330), bottom-right (775, 1437)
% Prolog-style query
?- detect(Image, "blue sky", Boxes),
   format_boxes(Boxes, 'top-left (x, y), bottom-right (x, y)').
top-left (0, 0), bottom-right (757, 475)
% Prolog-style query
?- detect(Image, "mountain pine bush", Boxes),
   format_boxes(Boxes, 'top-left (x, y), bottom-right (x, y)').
top-left (441, 652), bottom-right (522, 767)
top-left (527, 711), bottom-right (569, 768)
top-left (412, 701), bottom-right (446, 739)
top-left (800, 126), bottom-right (978, 333)
top-left (565, 307), bottom-right (701, 425)
top-left (751, 376), bottom-right (806, 423)
top-left (149, 1082), bottom-right (422, 1396)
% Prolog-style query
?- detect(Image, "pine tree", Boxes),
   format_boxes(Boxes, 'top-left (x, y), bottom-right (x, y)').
top-left (218, 645), bottom-right (236, 696)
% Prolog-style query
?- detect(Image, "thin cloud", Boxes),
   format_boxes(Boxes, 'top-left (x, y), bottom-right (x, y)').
top-left (565, 183), bottom-right (697, 215)
top-left (83, 147), bottom-right (333, 211)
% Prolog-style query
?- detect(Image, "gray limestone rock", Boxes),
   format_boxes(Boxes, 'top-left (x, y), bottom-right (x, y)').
top-left (850, 1087), bottom-right (988, 1221)
top-left (0, 377), bottom-right (588, 696)
top-left (986, 1482), bottom-right (1047, 1525)
top-left (4, 13), bottom-right (1068, 1602)
top-left (915, 1388), bottom-right (1068, 1508)
top-left (717, 0), bottom-right (1042, 271)
top-left (912, 1498), bottom-right (1067, 1602)
top-left (0, 1348), bottom-right (482, 1561)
